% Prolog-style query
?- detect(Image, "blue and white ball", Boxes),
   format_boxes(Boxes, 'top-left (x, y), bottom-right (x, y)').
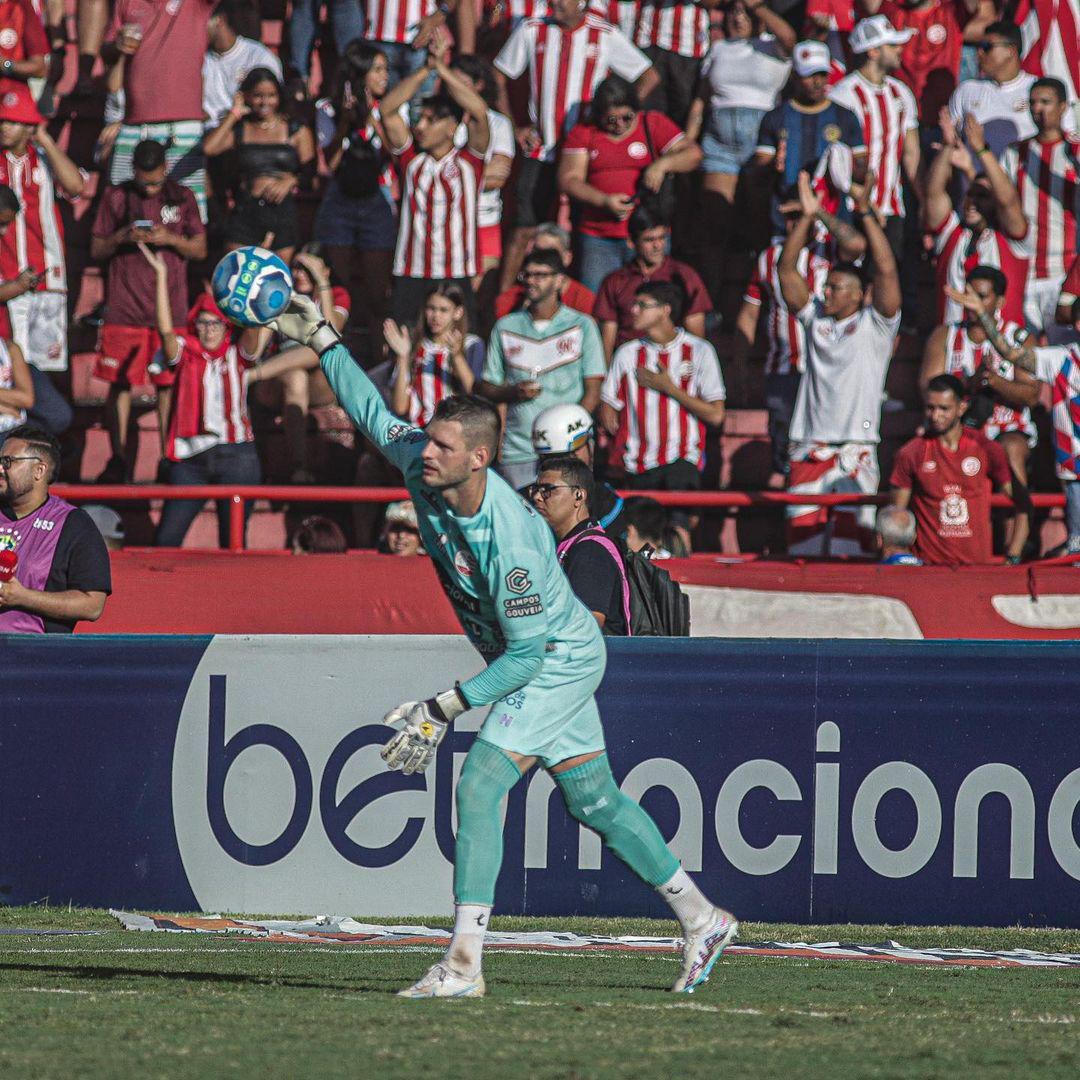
top-left (211, 246), bottom-right (293, 328)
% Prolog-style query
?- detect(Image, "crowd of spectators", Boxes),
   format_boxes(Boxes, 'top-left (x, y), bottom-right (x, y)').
top-left (1, 0), bottom-right (1080, 569)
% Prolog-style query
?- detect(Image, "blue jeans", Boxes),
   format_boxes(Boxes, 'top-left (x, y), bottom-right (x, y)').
top-left (155, 442), bottom-right (262, 549)
top-left (574, 233), bottom-right (634, 294)
top-left (1065, 480), bottom-right (1080, 550)
top-left (379, 40), bottom-right (432, 95)
top-left (289, 0), bottom-right (365, 77)
top-left (27, 365), bottom-right (73, 436)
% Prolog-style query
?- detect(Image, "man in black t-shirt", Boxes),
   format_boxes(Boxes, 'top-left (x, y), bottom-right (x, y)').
top-left (0, 425), bottom-right (112, 633)
top-left (528, 454), bottom-right (628, 636)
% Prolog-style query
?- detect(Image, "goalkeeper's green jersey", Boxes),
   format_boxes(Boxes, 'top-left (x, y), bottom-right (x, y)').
top-left (320, 344), bottom-right (604, 706)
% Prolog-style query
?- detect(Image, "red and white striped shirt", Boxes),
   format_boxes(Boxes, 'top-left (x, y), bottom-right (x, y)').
top-left (634, 2), bottom-right (709, 59)
top-left (489, 0), bottom-right (638, 37)
top-left (1001, 135), bottom-right (1080, 282)
top-left (932, 210), bottom-right (1032, 327)
top-left (0, 146), bottom-right (66, 293)
top-left (744, 243), bottom-right (831, 377)
top-left (494, 13), bottom-right (651, 162)
top-left (407, 334), bottom-right (482, 425)
top-left (829, 72), bottom-right (918, 218)
top-left (392, 141), bottom-right (484, 280)
top-left (364, 0), bottom-right (436, 45)
top-left (166, 336), bottom-right (254, 461)
top-left (1016, 0), bottom-right (1080, 103)
top-left (601, 329), bottom-right (726, 473)
top-left (943, 319), bottom-right (1036, 442)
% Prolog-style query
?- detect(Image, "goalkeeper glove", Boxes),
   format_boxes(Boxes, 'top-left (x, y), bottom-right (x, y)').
top-left (381, 686), bottom-right (470, 775)
top-left (269, 294), bottom-right (341, 356)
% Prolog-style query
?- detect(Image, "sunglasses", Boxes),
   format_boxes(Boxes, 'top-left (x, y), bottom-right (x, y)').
top-left (526, 483), bottom-right (579, 501)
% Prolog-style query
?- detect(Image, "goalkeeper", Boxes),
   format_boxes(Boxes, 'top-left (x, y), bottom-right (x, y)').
top-left (271, 297), bottom-right (738, 999)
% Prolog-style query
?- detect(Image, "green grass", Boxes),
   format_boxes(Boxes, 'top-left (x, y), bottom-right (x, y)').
top-left (1, 907), bottom-right (1078, 1079)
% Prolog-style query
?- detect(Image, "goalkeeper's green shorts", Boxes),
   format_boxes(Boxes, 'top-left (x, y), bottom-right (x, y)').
top-left (476, 638), bottom-right (607, 768)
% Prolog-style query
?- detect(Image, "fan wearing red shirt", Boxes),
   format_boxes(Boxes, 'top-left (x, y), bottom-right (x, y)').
top-left (0, 0), bottom-right (49, 84)
top-left (876, 0), bottom-right (983, 121)
top-left (558, 74), bottom-right (702, 292)
top-left (890, 372), bottom-right (1018, 564)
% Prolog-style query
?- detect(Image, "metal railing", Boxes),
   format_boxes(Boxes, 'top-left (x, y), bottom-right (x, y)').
top-left (51, 484), bottom-right (1067, 553)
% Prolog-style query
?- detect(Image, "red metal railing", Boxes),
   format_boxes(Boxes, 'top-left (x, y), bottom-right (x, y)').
top-left (52, 484), bottom-right (1067, 553)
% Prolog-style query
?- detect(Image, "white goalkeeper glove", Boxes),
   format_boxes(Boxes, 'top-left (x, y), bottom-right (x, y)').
top-left (268, 294), bottom-right (341, 355)
top-left (381, 686), bottom-right (470, 775)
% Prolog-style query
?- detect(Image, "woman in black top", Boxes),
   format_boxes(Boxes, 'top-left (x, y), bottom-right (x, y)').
top-left (204, 68), bottom-right (316, 264)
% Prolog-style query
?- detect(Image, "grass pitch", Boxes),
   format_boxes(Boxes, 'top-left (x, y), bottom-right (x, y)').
top-left (0, 908), bottom-right (1077, 1079)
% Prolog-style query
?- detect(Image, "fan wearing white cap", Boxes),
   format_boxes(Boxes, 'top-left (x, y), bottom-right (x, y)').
top-left (531, 403), bottom-right (626, 536)
top-left (828, 16), bottom-right (919, 264)
top-left (752, 40), bottom-right (867, 233)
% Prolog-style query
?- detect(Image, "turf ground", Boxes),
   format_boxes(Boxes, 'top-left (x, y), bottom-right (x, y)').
top-left (1, 907), bottom-right (1078, 1079)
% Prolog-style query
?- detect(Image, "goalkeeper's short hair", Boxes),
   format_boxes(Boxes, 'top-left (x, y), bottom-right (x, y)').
top-left (432, 395), bottom-right (502, 457)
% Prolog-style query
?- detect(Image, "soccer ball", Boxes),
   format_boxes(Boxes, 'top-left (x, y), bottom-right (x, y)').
top-left (211, 246), bottom-right (293, 328)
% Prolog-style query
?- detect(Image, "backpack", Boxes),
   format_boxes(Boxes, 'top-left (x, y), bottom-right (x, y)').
top-left (557, 527), bottom-right (691, 637)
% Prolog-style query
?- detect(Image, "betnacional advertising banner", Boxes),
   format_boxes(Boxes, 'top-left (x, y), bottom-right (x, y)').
top-left (2, 636), bottom-right (1078, 927)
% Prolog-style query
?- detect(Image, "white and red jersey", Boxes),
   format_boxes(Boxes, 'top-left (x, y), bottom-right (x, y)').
top-left (392, 141), bottom-right (483, 280)
top-left (494, 13), bottom-right (651, 162)
top-left (1001, 136), bottom-right (1080, 282)
top-left (0, 146), bottom-right (66, 294)
top-left (601, 329), bottom-right (726, 473)
top-left (942, 319), bottom-right (1037, 443)
top-left (488, 1), bottom-right (637, 37)
top-left (1016, 0), bottom-right (1080, 103)
top-left (1033, 343), bottom-right (1080, 479)
top-left (364, 0), bottom-right (436, 45)
top-left (634, 2), bottom-right (709, 60)
top-left (829, 72), bottom-right (918, 218)
top-left (407, 334), bottom-right (482, 425)
top-left (932, 210), bottom-right (1031, 327)
top-left (165, 336), bottom-right (254, 461)
top-left (744, 243), bottom-right (830, 377)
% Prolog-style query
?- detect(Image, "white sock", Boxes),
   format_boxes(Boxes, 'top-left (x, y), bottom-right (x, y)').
top-left (657, 868), bottom-right (714, 934)
top-left (444, 903), bottom-right (491, 976)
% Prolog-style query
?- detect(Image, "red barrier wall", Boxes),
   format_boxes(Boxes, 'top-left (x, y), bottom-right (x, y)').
top-left (87, 550), bottom-right (1080, 639)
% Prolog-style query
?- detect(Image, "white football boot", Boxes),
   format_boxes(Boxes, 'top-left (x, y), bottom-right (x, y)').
top-left (397, 962), bottom-right (486, 999)
top-left (671, 908), bottom-right (739, 994)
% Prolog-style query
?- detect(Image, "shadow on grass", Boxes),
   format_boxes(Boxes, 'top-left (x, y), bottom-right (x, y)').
top-left (0, 960), bottom-right (402, 994)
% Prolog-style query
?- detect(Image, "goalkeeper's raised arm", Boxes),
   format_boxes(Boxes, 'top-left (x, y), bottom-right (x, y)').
top-left (270, 295), bottom-right (426, 471)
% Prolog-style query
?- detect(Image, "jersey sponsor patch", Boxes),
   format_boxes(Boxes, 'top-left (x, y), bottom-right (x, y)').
top-left (503, 592), bottom-right (543, 617)
top-left (505, 567), bottom-right (532, 594)
top-left (455, 549), bottom-right (477, 577)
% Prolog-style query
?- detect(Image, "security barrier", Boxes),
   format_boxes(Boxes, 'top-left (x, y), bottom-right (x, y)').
top-left (2, 635), bottom-right (1078, 927)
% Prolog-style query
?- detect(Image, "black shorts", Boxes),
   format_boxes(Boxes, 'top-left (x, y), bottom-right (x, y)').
top-left (224, 191), bottom-right (299, 251)
top-left (642, 47), bottom-right (702, 128)
top-left (389, 275), bottom-right (477, 331)
top-left (623, 458), bottom-right (702, 491)
top-left (514, 157), bottom-right (559, 228)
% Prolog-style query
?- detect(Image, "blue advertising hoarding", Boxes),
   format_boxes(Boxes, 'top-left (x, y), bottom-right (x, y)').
top-left (1, 636), bottom-right (1078, 926)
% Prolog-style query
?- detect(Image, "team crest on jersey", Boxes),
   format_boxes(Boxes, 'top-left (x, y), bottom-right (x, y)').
top-left (0, 532), bottom-right (17, 551)
top-left (941, 492), bottom-right (969, 527)
top-left (443, 162), bottom-right (460, 180)
top-left (505, 567), bottom-right (531, 594)
top-left (2, 92), bottom-right (17, 108)
top-left (455, 549), bottom-right (477, 577)
top-left (0, 30), bottom-right (18, 49)
top-left (628, 141), bottom-right (647, 159)
top-left (926, 23), bottom-right (947, 44)
top-left (961, 456), bottom-right (981, 476)
top-left (921, 460), bottom-right (938, 472)
top-left (823, 124), bottom-right (841, 143)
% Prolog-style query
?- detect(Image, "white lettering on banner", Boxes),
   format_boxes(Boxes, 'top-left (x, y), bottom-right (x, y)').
top-left (1048, 769), bottom-right (1080, 879)
top-left (170, 638), bottom-right (1080, 916)
top-left (715, 760), bottom-right (803, 875)
top-left (953, 765), bottom-right (1035, 879)
top-left (851, 763), bottom-right (942, 879)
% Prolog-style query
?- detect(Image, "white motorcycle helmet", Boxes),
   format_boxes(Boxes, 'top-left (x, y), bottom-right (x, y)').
top-left (531, 403), bottom-right (594, 456)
